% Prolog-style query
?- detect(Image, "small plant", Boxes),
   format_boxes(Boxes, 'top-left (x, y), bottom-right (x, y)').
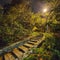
top-left (23, 54), bottom-right (37, 60)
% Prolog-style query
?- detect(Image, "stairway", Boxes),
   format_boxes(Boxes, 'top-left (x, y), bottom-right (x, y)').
top-left (0, 37), bottom-right (42, 60)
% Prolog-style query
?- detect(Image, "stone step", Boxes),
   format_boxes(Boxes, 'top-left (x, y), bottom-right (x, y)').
top-left (4, 53), bottom-right (15, 60)
top-left (0, 56), bottom-right (3, 60)
top-left (28, 41), bottom-right (37, 44)
top-left (12, 48), bottom-right (23, 59)
top-left (24, 43), bottom-right (33, 48)
top-left (27, 42), bottom-right (35, 45)
top-left (18, 46), bottom-right (29, 52)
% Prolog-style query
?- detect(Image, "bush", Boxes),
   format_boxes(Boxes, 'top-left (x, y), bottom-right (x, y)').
top-left (43, 33), bottom-right (55, 49)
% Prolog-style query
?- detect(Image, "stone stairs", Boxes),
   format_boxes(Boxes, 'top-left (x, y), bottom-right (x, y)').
top-left (0, 36), bottom-right (43, 60)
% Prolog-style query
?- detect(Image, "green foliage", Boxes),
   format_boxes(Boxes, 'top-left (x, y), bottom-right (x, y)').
top-left (0, 0), bottom-right (43, 47)
top-left (30, 32), bottom-right (40, 37)
top-left (43, 33), bottom-right (55, 49)
top-left (23, 55), bottom-right (37, 60)
top-left (0, 0), bottom-right (60, 51)
top-left (42, 33), bottom-right (60, 60)
top-left (0, 2), bottom-right (31, 46)
top-left (32, 47), bottom-right (45, 54)
top-left (23, 32), bottom-right (60, 60)
top-left (50, 20), bottom-right (60, 32)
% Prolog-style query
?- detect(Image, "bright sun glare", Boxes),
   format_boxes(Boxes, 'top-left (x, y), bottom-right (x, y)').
top-left (43, 8), bottom-right (47, 13)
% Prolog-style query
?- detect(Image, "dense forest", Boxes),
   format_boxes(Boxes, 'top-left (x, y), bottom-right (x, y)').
top-left (0, 0), bottom-right (60, 60)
